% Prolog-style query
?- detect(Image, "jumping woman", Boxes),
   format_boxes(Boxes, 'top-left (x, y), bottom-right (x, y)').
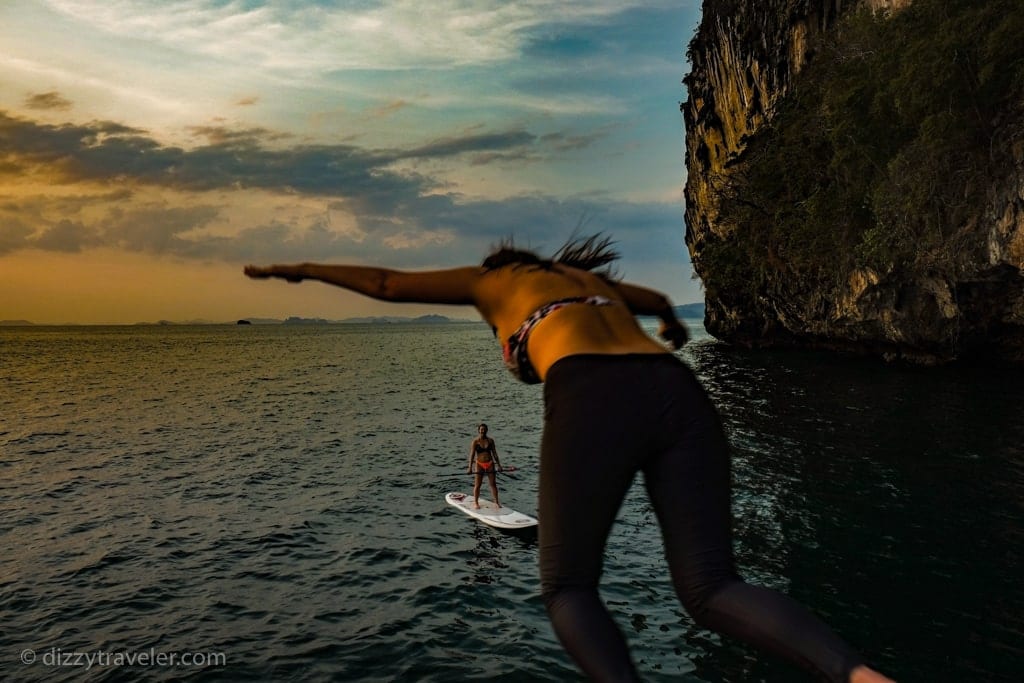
top-left (245, 234), bottom-right (894, 683)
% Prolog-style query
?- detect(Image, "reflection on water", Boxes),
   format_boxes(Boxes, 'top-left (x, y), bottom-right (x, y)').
top-left (687, 337), bottom-right (1024, 681)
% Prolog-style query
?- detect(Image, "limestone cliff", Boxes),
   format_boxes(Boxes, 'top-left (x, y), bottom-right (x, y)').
top-left (682, 0), bottom-right (1024, 363)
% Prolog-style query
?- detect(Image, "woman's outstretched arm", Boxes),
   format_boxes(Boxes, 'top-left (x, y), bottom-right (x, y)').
top-left (613, 281), bottom-right (689, 349)
top-left (244, 263), bottom-right (480, 305)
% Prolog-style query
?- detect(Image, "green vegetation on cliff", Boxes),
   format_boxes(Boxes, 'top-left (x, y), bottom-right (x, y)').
top-left (704, 0), bottom-right (1024, 304)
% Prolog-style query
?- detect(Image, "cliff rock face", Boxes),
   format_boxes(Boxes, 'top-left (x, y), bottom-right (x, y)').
top-left (682, 0), bottom-right (1024, 363)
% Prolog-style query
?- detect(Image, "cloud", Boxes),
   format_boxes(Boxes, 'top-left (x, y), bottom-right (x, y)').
top-left (0, 108), bottom-right (688, 274)
top-left (541, 128), bottom-right (616, 152)
top-left (0, 110), bottom-right (598, 205)
top-left (24, 91), bottom-right (73, 111)
top-left (365, 100), bottom-right (411, 120)
top-left (32, 218), bottom-right (100, 252)
top-left (402, 130), bottom-right (537, 160)
top-left (0, 110), bottom-right (422, 202)
top-left (0, 189), bottom-right (223, 256)
top-left (185, 125), bottom-right (291, 146)
top-left (0, 219), bottom-right (35, 254)
top-left (41, 0), bottom-right (664, 72)
top-left (102, 203), bottom-right (221, 255)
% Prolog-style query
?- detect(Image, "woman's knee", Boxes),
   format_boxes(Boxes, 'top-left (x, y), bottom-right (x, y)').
top-left (673, 562), bottom-right (742, 624)
top-left (542, 583), bottom-right (599, 615)
top-left (540, 556), bottom-right (602, 609)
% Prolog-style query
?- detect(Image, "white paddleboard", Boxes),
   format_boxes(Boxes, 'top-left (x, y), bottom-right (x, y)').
top-left (445, 492), bottom-right (538, 530)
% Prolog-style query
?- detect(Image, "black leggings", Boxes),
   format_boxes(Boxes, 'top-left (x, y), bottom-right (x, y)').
top-left (539, 354), bottom-right (864, 683)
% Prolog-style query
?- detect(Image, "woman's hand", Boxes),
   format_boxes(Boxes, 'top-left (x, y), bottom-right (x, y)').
top-left (244, 265), bottom-right (304, 283)
top-left (658, 320), bottom-right (689, 350)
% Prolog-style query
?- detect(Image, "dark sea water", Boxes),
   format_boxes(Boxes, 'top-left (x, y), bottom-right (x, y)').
top-left (1, 322), bottom-right (1021, 682)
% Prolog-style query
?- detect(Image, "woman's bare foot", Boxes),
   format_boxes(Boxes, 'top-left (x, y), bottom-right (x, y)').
top-left (850, 665), bottom-right (896, 683)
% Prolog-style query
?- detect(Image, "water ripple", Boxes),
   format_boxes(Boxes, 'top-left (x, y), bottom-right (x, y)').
top-left (1, 324), bottom-right (1021, 681)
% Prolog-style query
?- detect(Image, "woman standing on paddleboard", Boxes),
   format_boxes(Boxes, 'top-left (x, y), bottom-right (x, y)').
top-left (245, 234), bottom-right (894, 683)
top-left (468, 423), bottom-right (503, 509)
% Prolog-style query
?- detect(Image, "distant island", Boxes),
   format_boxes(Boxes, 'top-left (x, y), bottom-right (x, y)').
top-left (673, 303), bottom-right (705, 320)
top-left (1, 317), bottom-right (468, 326)
top-left (244, 314), bottom-right (468, 325)
top-left (250, 309), bottom-right (706, 325)
top-left (323, 314), bottom-right (452, 324)
top-left (5, 305), bottom-right (706, 327)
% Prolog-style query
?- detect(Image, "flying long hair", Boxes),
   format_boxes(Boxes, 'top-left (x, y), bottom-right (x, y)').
top-left (482, 232), bottom-right (621, 280)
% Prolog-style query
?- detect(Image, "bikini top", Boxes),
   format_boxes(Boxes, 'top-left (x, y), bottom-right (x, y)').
top-left (474, 440), bottom-right (494, 456)
top-left (501, 295), bottom-right (616, 384)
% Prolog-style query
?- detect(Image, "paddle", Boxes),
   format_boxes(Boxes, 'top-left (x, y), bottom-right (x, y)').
top-left (436, 466), bottom-right (521, 479)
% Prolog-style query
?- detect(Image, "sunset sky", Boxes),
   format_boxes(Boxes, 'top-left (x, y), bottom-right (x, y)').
top-left (0, 0), bottom-right (703, 324)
